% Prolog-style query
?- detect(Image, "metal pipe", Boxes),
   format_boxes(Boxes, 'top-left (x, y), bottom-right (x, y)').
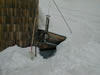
top-left (45, 15), bottom-right (50, 33)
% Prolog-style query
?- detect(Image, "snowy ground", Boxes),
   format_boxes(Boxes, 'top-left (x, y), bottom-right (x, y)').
top-left (0, 0), bottom-right (100, 75)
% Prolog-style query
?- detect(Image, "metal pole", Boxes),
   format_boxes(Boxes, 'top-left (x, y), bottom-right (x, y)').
top-left (45, 15), bottom-right (50, 33)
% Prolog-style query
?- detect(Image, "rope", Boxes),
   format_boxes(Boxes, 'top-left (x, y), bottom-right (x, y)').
top-left (52, 0), bottom-right (72, 34)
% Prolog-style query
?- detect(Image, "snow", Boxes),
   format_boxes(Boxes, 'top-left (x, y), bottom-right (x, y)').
top-left (0, 0), bottom-right (100, 75)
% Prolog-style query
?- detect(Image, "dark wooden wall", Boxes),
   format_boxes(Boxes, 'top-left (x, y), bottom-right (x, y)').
top-left (0, 0), bottom-right (39, 51)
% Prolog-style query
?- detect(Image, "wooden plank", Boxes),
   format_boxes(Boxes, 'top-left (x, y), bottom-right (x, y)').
top-left (0, 24), bottom-right (2, 40)
top-left (0, 8), bottom-right (3, 16)
top-left (0, 0), bottom-right (5, 8)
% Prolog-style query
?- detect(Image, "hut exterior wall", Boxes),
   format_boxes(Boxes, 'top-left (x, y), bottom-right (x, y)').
top-left (0, 0), bottom-right (39, 51)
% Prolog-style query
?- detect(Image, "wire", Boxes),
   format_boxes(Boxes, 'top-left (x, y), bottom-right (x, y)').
top-left (52, 0), bottom-right (72, 34)
top-left (48, 0), bottom-right (51, 15)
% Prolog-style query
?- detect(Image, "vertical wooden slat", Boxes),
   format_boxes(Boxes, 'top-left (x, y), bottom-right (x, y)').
top-left (0, 0), bottom-right (5, 8)
top-left (3, 8), bottom-right (7, 16)
top-left (0, 24), bottom-right (2, 40)
top-left (0, 8), bottom-right (2, 16)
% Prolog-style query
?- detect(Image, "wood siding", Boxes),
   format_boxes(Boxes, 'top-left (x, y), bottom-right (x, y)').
top-left (0, 0), bottom-right (39, 51)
